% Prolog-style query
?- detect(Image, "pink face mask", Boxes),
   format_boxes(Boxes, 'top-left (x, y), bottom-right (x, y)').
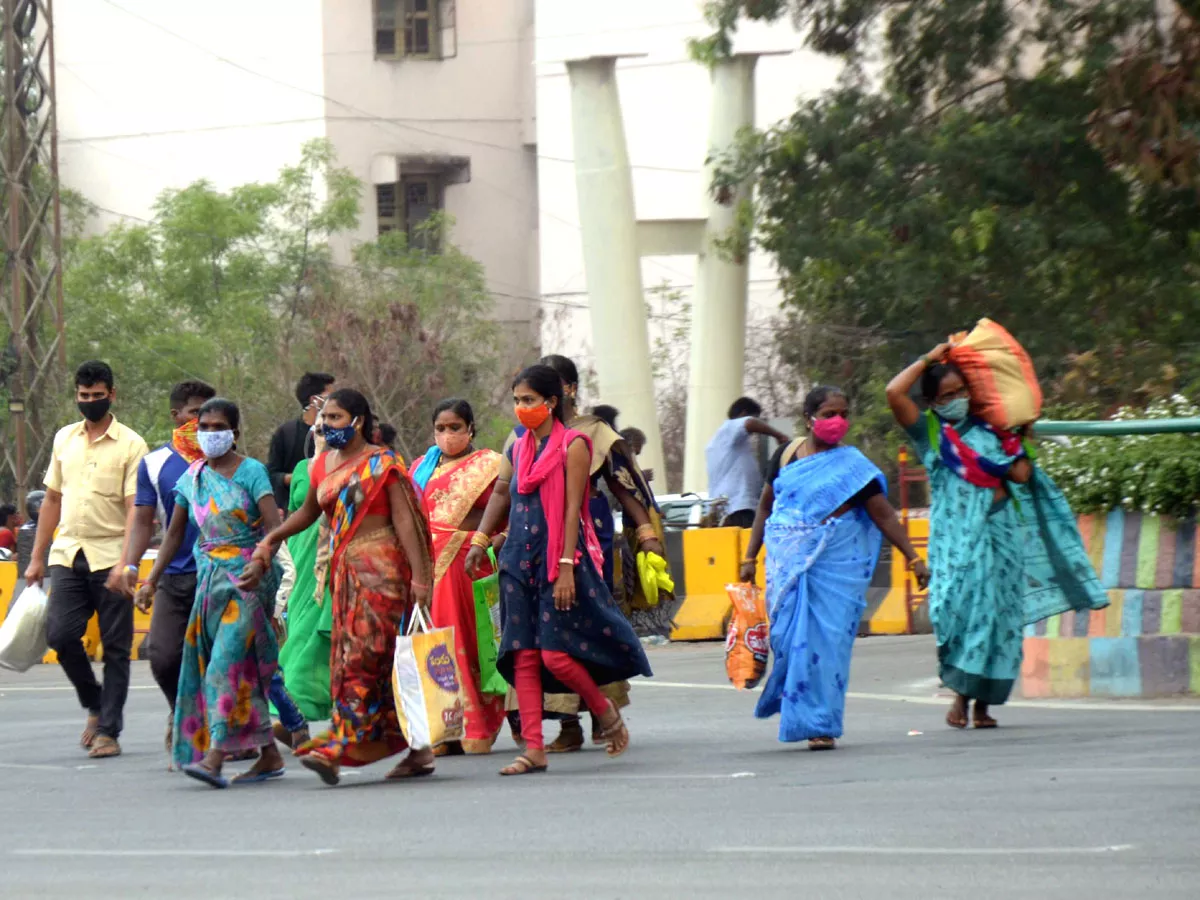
top-left (436, 430), bottom-right (471, 458)
top-left (811, 415), bottom-right (849, 445)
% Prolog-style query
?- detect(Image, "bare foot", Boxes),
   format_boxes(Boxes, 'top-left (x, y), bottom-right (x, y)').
top-left (80, 712), bottom-right (100, 749)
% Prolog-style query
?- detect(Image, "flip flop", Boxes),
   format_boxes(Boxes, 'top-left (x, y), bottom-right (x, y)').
top-left (87, 736), bottom-right (122, 759)
top-left (231, 767), bottom-right (286, 785)
top-left (499, 755), bottom-right (548, 776)
top-left (300, 754), bottom-right (341, 786)
top-left (182, 763), bottom-right (229, 790)
top-left (808, 737), bottom-right (836, 751)
top-left (385, 761), bottom-right (436, 780)
top-left (945, 711), bottom-right (968, 730)
top-left (973, 717), bottom-right (999, 729)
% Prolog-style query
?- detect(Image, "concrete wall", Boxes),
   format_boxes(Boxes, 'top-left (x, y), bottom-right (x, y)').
top-left (1022, 512), bottom-right (1200, 698)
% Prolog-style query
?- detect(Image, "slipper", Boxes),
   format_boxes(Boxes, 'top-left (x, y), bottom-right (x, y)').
top-left (231, 767), bottom-right (286, 785)
top-left (808, 737), bottom-right (836, 751)
top-left (385, 761), bottom-right (436, 780)
top-left (182, 763), bottom-right (229, 790)
top-left (87, 736), bottom-right (122, 759)
top-left (300, 754), bottom-right (341, 786)
top-left (973, 717), bottom-right (999, 730)
top-left (499, 754), bottom-right (548, 777)
top-left (945, 712), bottom-right (968, 730)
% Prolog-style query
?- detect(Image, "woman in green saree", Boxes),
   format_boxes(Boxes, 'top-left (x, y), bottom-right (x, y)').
top-left (277, 430), bottom-right (332, 722)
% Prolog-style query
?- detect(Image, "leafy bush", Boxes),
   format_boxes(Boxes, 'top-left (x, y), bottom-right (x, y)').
top-left (1039, 396), bottom-right (1200, 519)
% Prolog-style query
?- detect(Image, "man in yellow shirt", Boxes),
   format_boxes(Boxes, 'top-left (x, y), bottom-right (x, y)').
top-left (25, 361), bottom-right (149, 759)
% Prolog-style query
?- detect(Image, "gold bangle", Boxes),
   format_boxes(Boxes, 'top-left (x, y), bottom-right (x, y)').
top-left (469, 531), bottom-right (490, 549)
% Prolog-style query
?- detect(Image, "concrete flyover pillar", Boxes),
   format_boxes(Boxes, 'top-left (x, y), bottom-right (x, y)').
top-left (682, 54), bottom-right (762, 494)
top-left (564, 56), bottom-right (666, 483)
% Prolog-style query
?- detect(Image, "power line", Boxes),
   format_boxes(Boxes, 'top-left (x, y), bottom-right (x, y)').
top-left (89, 0), bottom-right (699, 285)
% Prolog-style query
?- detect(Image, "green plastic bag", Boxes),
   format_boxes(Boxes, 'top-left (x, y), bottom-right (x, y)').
top-left (472, 549), bottom-right (507, 695)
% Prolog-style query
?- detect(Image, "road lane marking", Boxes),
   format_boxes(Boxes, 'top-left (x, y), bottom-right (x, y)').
top-left (11, 849), bottom-right (339, 859)
top-left (711, 844), bottom-right (1135, 856)
top-left (637, 680), bottom-right (1200, 712)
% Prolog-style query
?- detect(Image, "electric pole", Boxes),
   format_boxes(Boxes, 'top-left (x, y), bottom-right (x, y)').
top-left (0, 0), bottom-right (67, 502)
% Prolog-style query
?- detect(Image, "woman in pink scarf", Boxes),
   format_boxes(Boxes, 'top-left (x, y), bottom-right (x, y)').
top-left (466, 365), bottom-right (652, 776)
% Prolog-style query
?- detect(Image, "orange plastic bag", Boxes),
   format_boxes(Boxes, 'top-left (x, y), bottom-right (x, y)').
top-left (948, 318), bottom-right (1042, 430)
top-left (724, 583), bottom-right (769, 690)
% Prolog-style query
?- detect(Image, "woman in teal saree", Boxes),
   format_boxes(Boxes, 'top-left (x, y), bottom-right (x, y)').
top-left (887, 343), bottom-right (1107, 728)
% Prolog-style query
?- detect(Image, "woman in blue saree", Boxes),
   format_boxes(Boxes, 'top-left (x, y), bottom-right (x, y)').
top-left (741, 387), bottom-right (929, 749)
top-left (887, 343), bottom-right (1107, 729)
top-left (141, 398), bottom-right (284, 788)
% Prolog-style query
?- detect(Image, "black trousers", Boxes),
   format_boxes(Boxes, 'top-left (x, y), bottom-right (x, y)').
top-left (722, 509), bottom-right (756, 529)
top-left (47, 551), bottom-right (133, 740)
top-left (145, 572), bottom-right (197, 708)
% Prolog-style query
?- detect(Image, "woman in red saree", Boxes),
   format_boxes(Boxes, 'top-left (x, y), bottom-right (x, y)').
top-left (250, 389), bottom-right (435, 786)
top-left (411, 398), bottom-right (506, 755)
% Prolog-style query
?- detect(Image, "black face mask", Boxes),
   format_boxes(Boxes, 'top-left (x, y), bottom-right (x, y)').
top-left (78, 397), bottom-right (112, 423)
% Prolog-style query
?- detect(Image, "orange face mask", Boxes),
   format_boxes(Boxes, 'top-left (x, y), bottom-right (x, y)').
top-left (515, 404), bottom-right (551, 431)
top-left (172, 418), bottom-right (203, 463)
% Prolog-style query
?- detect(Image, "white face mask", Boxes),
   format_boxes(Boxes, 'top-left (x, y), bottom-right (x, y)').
top-left (198, 429), bottom-right (235, 459)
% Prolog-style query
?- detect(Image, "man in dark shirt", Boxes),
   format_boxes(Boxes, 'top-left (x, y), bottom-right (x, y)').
top-left (267, 372), bottom-right (335, 511)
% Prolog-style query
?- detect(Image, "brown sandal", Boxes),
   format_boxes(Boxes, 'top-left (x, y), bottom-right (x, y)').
top-left (598, 708), bottom-right (630, 758)
top-left (88, 735), bottom-right (122, 759)
top-left (808, 737), bottom-right (836, 751)
top-left (973, 715), bottom-right (999, 729)
top-left (499, 754), bottom-right (548, 776)
top-left (299, 754), bottom-right (341, 786)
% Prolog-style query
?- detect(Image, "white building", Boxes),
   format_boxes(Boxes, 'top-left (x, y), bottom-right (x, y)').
top-left (54, 0), bottom-right (540, 329)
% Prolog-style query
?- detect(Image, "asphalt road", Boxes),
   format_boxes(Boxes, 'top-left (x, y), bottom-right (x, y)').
top-left (2, 636), bottom-right (1198, 899)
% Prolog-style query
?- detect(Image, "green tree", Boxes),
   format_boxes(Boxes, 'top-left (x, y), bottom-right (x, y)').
top-left (311, 216), bottom-right (513, 462)
top-left (694, 0), bottom-right (1200, 434)
top-left (64, 139), bottom-right (360, 451)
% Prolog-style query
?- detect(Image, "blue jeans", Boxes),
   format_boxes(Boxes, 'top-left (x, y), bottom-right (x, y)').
top-left (268, 671), bottom-right (306, 733)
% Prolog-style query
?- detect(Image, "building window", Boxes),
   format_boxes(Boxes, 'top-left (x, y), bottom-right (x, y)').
top-left (376, 176), bottom-right (443, 249)
top-left (374, 0), bottom-right (439, 59)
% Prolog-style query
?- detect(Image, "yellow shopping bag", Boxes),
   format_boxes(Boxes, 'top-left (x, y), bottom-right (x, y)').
top-left (391, 606), bottom-right (465, 750)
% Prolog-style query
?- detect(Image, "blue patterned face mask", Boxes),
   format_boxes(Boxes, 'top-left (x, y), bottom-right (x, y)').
top-left (198, 429), bottom-right (235, 459)
top-left (933, 398), bottom-right (970, 422)
top-left (322, 417), bottom-right (360, 450)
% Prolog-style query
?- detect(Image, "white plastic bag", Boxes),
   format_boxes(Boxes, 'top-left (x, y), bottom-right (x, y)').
top-left (0, 583), bottom-right (49, 672)
top-left (391, 606), bottom-right (465, 750)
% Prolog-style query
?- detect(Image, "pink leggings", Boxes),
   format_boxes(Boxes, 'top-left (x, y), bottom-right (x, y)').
top-left (512, 649), bottom-right (610, 752)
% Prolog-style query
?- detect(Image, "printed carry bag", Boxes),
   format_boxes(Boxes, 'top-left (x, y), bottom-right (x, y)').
top-left (391, 606), bottom-right (465, 749)
top-left (0, 583), bottom-right (49, 672)
top-left (724, 582), bottom-right (768, 690)
top-left (472, 549), bottom-right (507, 696)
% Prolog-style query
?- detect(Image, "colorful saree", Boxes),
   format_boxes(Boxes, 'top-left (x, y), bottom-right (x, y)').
top-left (296, 448), bottom-right (433, 766)
top-left (755, 447), bottom-right (884, 741)
top-left (905, 413), bottom-right (1107, 704)
top-left (276, 457), bottom-right (332, 721)
top-left (412, 447), bottom-right (506, 745)
top-left (172, 459), bottom-right (282, 768)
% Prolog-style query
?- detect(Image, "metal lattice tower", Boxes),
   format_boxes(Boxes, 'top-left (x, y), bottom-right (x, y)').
top-left (0, 0), bottom-right (67, 500)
